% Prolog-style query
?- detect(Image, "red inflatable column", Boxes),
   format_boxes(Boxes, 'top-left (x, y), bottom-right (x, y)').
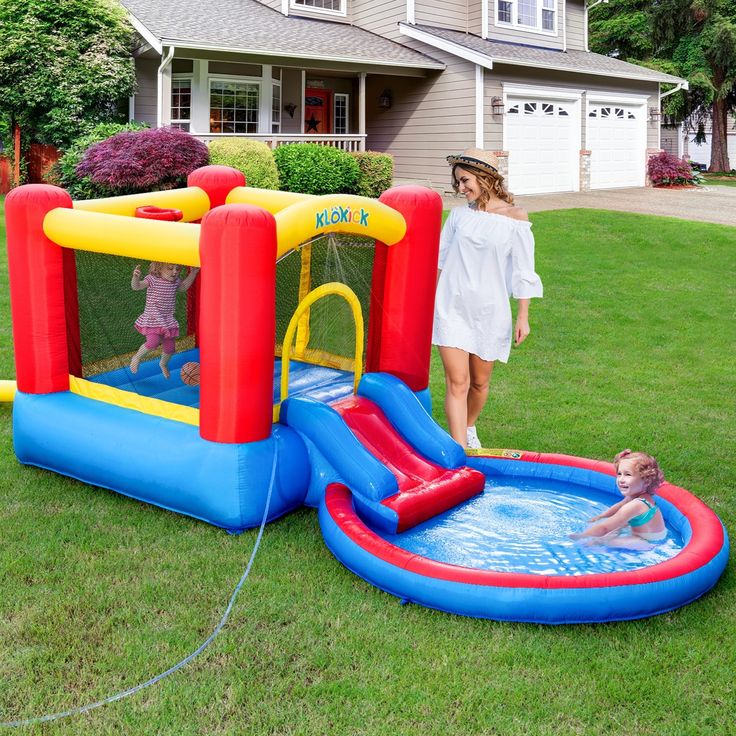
top-left (6, 184), bottom-right (73, 393)
top-left (198, 204), bottom-right (277, 443)
top-left (187, 165), bottom-right (246, 209)
top-left (186, 166), bottom-right (246, 342)
top-left (366, 186), bottom-right (443, 392)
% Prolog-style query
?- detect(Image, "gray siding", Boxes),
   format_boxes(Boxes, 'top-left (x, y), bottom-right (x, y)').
top-left (415, 1), bottom-right (473, 34)
top-left (280, 68), bottom-right (303, 134)
top-left (488, 0), bottom-right (563, 51)
top-left (351, 0), bottom-right (404, 42)
top-left (134, 58), bottom-right (158, 127)
top-left (259, 0), bottom-right (282, 10)
top-left (566, 0), bottom-right (586, 51)
top-left (286, 0), bottom-right (353, 24)
top-left (365, 46), bottom-right (477, 191)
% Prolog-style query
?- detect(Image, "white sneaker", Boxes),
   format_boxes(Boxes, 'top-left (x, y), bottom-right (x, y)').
top-left (466, 426), bottom-right (482, 450)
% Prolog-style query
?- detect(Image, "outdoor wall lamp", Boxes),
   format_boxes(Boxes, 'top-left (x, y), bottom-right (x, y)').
top-left (378, 90), bottom-right (392, 109)
top-left (491, 96), bottom-right (505, 115)
top-left (284, 102), bottom-right (297, 118)
top-left (649, 107), bottom-right (662, 122)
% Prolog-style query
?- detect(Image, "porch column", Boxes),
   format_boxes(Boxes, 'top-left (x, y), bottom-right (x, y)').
top-left (359, 72), bottom-right (366, 151)
top-left (260, 65), bottom-right (273, 134)
top-left (191, 60), bottom-right (210, 135)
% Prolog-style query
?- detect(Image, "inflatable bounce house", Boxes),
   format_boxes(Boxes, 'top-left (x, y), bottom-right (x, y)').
top-left (4, 166), bottom-right (728, 623)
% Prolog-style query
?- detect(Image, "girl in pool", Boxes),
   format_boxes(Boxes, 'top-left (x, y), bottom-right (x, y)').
top-left (130, 261), bottom-right (200, 378)
top-left (570, 449), bottom-right (667, 547)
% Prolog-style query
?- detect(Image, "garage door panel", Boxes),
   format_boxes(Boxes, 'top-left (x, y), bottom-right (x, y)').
top-left (505, 95), bottom-right (579, 195)
top-left (588, 103), bottom-right (645, 189)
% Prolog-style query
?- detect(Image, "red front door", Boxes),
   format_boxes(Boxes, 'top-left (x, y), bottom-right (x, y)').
top-left (304, 88), bottom-right (332, 134)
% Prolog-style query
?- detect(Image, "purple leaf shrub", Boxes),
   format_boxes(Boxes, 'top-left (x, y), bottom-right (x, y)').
top-left (647, 151), bottom-right (696, 186)
top-left (76, 127), bottom-right (209, 193)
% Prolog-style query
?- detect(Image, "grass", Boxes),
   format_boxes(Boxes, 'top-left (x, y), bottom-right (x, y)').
top-left (1, 201), bottom-right (735, 735)
top-left (702, 172), bottom-right (736, 187)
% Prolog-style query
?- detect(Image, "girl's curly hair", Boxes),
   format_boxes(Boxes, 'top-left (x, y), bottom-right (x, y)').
top-left (451, 165), bottom-right (515, 208)
top-left (148, 262), bottom-right (178, 277)
top-left (613, 449), bottom-right (665, 494)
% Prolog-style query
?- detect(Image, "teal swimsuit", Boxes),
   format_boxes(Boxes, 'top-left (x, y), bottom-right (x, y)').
top-left (629, 498), bottom-right (658, 527)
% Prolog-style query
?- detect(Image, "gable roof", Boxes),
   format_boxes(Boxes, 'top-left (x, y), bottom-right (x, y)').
top-left (119, 0), bottom-right (444, 70)
top-left (401, 24), bottom-right (686, 85)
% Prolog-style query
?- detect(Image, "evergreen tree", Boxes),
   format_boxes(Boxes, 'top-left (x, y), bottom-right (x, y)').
top-left (590, 0), bottom-right (736, 172)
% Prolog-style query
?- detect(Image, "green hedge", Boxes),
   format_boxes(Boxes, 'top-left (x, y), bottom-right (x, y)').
top-left (208, 138), bottom-right (279, 189)
top-left (273, 143), bottom-right (359, 195)
top-left (350, 151), bottom-right (393, 198)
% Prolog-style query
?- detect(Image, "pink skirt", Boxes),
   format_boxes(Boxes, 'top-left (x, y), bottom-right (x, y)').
top-left (135, 324), bottom-right (180, 339)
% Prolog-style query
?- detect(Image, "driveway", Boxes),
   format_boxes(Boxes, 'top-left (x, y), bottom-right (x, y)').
top-left (516, 186), bottom-right (736, 226)
top-left (442, 186), bottom-right (735, 226)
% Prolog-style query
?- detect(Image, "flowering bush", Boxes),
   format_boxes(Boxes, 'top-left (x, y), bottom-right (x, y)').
top-left (647, 151), bottom-right (696, 186)
top-left (49, 121), bottom-right (148, 199)
top-left (76, 127), bottom-right (209, 195)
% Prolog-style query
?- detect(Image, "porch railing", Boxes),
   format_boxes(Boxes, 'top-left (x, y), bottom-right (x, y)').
top-left (193, 133), bottom-right (366, 152)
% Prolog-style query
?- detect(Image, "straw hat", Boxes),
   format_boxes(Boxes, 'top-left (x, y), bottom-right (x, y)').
top-left (446, 148), bottom-right (503, 180)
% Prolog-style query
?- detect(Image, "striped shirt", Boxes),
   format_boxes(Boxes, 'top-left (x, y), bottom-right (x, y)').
top-left (135, 274), bottom-right (181, 331)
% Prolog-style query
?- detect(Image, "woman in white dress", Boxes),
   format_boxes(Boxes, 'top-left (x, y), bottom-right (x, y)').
top-left (432, 148), bottom-right (543, 449)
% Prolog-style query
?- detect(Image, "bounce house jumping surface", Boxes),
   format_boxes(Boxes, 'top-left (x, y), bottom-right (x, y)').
top-left (5, 166), bottom-right (728, 624)
top-left (91, 350), bottom-right (355, 409)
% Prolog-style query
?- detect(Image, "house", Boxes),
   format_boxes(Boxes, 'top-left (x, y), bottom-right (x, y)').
top-left (121, 0), bottom-right (687, 195)
top-left (661, 115), bottom-right (736, 170)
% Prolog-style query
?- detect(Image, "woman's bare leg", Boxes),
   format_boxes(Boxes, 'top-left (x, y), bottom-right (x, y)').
top-left (467, 354), bottom-right (494, 429)
top-left (438, 346), bottom-right (471, 446)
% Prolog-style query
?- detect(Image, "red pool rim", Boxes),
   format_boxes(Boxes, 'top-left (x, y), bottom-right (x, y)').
top-left (324, 451), bottom-right (725, 589)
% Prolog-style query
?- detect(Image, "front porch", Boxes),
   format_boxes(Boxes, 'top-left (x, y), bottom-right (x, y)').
top-left (192, 133), bottom-right (366, 152)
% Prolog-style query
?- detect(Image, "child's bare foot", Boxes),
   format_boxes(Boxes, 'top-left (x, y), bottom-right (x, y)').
top-left (130, 355), bottom-right (140, 374)
top-left (160, 358), bottom-right (170, 379)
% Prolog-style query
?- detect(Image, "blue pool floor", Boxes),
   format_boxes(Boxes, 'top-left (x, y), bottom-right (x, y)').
top-left (376, 477), bottom-right (684, 576)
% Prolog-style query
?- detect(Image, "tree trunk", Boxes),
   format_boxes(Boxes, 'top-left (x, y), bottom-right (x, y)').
top-left (13, 121), bottom-right (21, 186)
top-left (709, 93), bottom-right (731, 173)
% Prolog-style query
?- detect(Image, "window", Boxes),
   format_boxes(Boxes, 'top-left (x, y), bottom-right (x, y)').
top-left (171, 78), bottom-right (192, 131)
top-left (334, 93), bottom-right (349, 135)
top-left (209, 80), bottom-right (259, 134)
top-left (292, 0), bottom-right (345, 14)
top-left (496, 0), bottom-right (556, 33)
top-left (272, 81), bottom-right (282, 134)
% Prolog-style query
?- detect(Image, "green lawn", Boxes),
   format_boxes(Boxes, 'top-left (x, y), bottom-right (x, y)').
top-left (703, 173), bottom-right (736, 187)
top-left (1, 202), bottom-right (735, 735)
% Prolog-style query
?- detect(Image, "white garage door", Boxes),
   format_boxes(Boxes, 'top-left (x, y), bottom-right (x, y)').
top-left (505, 96), bottom-right (579, 195)
top-left (587, 102), bottom-right (646, 189)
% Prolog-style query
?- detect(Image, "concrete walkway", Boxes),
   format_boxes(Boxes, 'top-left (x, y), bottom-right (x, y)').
top-left (443, 186), bottom-right (736, 227)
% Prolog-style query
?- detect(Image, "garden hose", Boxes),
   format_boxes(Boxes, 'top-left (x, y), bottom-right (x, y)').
top-left (0, 442), bottom-right (278, 728)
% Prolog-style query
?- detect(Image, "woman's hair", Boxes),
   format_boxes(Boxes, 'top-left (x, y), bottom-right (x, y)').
top-left (451, 165), bottom-right (515, 207)
top-left (148, 262), bottom-right (175, 277)
top-left (613, 449), bottom-right (665, 494)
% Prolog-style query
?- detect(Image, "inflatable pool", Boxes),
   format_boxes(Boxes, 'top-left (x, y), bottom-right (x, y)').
top-left (319, 451), bottom-right (729, 624)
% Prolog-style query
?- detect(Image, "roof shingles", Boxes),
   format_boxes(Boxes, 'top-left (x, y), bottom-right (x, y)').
top-left (120, 0), bottom-right (443, 68)
top-left (410, 24), bottom-right (684, 84)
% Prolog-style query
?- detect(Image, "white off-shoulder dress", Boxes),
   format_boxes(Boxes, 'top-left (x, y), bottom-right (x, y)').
top-left (432, 205), bottom-right (543, 362)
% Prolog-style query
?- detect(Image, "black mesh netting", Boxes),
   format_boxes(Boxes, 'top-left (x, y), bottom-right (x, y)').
top-left (74, 233), bottom-right (376, 380)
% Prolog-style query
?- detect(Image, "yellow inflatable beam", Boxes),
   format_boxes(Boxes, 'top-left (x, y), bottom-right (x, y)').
top-left (0, 380), bottom-right (17, 402)
top-left (43, 209), bottom-right (201, 266)
top-left (73, 187), bottom-right (210, 222)
top-left (274, 194), bottom-right (406, 259)
top-left (226, 187), bottom-right (315, 213)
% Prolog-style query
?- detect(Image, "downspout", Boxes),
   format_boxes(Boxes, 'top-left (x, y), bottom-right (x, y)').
top-left (657, 81), bottom-right (688, 151)
top-left (157, 45), bottom-right (175, 128)
top-left (482, 0), bottom-right (488, 39)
